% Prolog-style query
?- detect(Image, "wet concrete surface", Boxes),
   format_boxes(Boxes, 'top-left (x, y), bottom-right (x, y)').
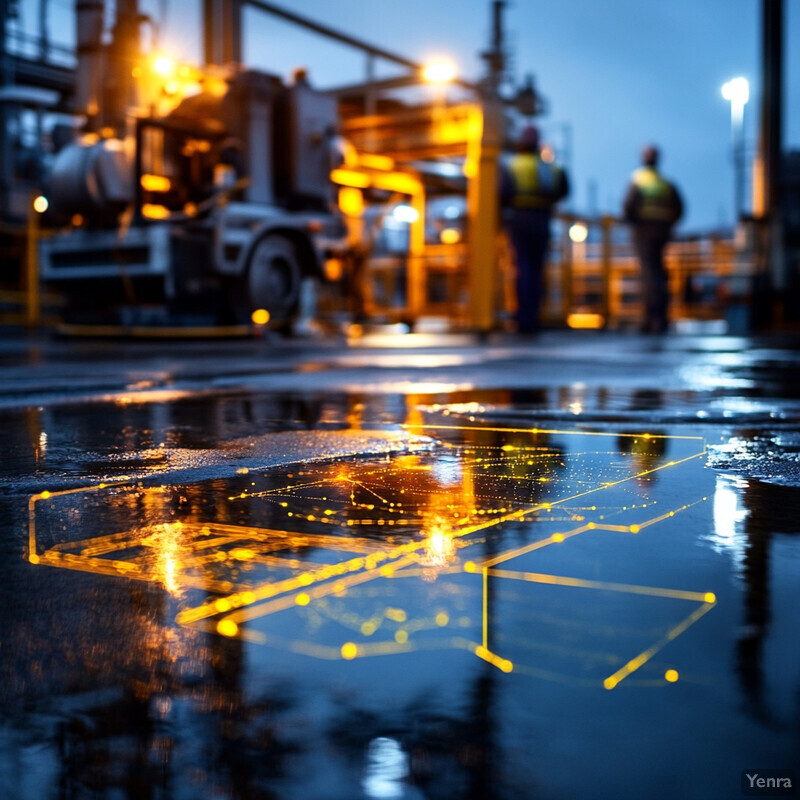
top-left (1, 329), bottom-right (799, 799)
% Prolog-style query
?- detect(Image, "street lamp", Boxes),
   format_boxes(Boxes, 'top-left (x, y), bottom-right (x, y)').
top-left (721, 77), bottom-right (749, 221)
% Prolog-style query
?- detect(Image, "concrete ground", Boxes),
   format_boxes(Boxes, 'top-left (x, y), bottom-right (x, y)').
top-left (1, 327), bottom-right (799, 799)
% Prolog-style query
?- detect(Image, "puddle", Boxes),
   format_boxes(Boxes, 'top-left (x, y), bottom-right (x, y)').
top-left (5, 409), bottom-right (800, 799)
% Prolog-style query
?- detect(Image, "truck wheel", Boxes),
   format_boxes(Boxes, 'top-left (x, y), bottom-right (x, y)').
top-left (238, 234), bottom-right (302, 325)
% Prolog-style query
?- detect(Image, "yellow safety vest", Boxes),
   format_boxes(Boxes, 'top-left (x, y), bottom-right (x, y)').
top-left (631, 167), bottom-right (676, 221)
top-left (509, 154), bottom-right (562, 209)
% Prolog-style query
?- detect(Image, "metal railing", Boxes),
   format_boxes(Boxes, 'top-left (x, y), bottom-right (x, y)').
top-left (356, 214), bottom-right (743, 330)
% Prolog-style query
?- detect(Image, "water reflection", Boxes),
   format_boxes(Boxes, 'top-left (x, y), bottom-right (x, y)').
top-left (8, 408), bottom-right (800, 797)
top-left (28, 427), bottom-right (710, 684)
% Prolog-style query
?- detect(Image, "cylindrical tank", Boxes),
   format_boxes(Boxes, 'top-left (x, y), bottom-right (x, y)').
top-left (48, 138), bottom-right (133, 223)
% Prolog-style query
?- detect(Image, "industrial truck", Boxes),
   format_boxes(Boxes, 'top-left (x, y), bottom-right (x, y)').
top-left (39, 35), bottom-right (348, 330)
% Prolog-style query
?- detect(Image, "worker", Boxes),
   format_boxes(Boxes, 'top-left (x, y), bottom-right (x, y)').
top-left (501, 125), bottom-right (569, 335)
top-left (623, 145), bottom-right (683, 334)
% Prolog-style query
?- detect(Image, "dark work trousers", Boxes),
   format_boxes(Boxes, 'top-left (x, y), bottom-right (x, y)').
top-left (509, 208), bottom-right (552, 334)
top-left (632, 223), bottom-right (672, 333)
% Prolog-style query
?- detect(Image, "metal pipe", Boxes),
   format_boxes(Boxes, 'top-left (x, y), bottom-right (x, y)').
top-left (244, 0), bottom-right (420, 70)
top-left (760, 0), bottom-right (782, 218)
top-left (74, 0), bottom-right (104, 122)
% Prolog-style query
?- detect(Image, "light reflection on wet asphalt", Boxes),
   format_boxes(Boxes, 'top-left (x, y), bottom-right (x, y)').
top-left (1, 333), bottom-right (800, 799)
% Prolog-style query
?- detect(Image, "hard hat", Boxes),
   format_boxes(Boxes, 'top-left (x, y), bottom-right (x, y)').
top-left (518, 125), bottom-right (540, 151)
top-left (641, 145), bottom-right (659, 167)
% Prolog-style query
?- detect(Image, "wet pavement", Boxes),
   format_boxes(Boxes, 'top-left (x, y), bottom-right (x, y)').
top-left (1, 328), bottom-right (799, 799)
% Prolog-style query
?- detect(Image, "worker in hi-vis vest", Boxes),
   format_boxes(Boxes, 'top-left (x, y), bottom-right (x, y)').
top-left (623, 145), bottom-right (683, 334)
top-left (501, 126), bottom-right (569, 336)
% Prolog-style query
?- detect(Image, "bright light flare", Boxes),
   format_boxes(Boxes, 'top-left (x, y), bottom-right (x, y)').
top-left (392, 204), bottom-right (418, 223)
top-left (152, 55), bottom-right (175, 77)
top-left (422, 527), bottom-right (456, 567)
top-left (721, 77), bottom-right (749, 106)
top-left (33, 195), bottom-right (48, 213)
top-left (422, 59), bottom-right (457, 83)
top-left (569, 222), bottom-right (588, 243)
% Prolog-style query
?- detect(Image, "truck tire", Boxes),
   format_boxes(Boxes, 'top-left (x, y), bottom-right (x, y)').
top-left (238, 234), bottom-right (302, 325)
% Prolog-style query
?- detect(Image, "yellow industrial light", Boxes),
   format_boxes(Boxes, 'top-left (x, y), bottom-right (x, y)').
top-left (324, 258), bottom-right (343, 281)
top-left (140, 174), bottom-right (172, 192)
top-left (251, 308), bottom-right (270, 326)
top-left (32, 195), bottom-right (49, 213)
top-left (440, 227), bottom-right (461, 244)
top-left (422, 59), bottom-right (457, 83)
top-left (141, 203), bottom-right (171, 220)
top-left (567, 312), bottom-right (604, 329)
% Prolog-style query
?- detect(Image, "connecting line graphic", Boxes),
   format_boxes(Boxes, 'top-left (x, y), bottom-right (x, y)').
top-left (461, 489), bottom-right (715, 688)
top-left (26, 425), bottom-right (716, 690)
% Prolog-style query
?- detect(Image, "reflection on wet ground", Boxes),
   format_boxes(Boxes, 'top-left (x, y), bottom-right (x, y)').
top-left (2, 336), bottom-right (800, 799)
top-left (28, 427), bottom-right (711, 688)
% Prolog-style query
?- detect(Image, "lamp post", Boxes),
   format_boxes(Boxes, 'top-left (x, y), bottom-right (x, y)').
top-left (721, 77), bottom-right (749, 221)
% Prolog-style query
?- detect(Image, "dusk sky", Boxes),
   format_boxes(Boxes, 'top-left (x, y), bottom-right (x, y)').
top-left (13, 0), bottom-right (800, 232)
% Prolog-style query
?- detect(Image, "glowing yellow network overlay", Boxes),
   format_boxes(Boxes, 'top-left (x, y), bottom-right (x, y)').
top-left (27, 424), bottom-right (715, 690)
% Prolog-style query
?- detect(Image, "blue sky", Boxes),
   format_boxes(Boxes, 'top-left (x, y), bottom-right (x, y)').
top-left (12, 0), bottom-right (800, 231)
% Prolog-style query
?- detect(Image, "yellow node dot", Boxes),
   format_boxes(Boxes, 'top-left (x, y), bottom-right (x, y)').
top-left (587, 522), bottom-right (596, 529)
top-left (240, 591), bottom-right (256, 605)
top-left (40, 491), bottom-right (51, 499)
top-left (704, 592), bottom-right (716, 603)
top-left (215, 598), bottom-right (232, 612)
top-left (501, 659), bottom-right (514, 673)
top-left (394, 629), bottom-right (408, 644)
top-left (360, 621), bottom-right (376, 636)
top-left (251, 308), bottom-right (270, 325)
top-left (235, 467), bottom-right (249, 475)
top-left (341, 642), bottom-right (358, 660)
top-left (552, 533), bottom-right (565, 543)
top-left (665, 669), bottom-right (679, 683)
top-left (29, 553), bottom-right (40, 564)
top-left (98, 483), bottom-right (106, 488)
top-left (603, 677), bottom-right (617, 690)
top-left (435, 612), bottom-right (449, 627)
top-left (296, 593), bottom-right (310, 606)
top-left (217, 619), bottom-right (238, 637)
top-left (629, 524), bottom-right (640, 533)
top-left (463, 561), bottom-right (476, 573)
top-left (298, 573), bottom-right (313, 586)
